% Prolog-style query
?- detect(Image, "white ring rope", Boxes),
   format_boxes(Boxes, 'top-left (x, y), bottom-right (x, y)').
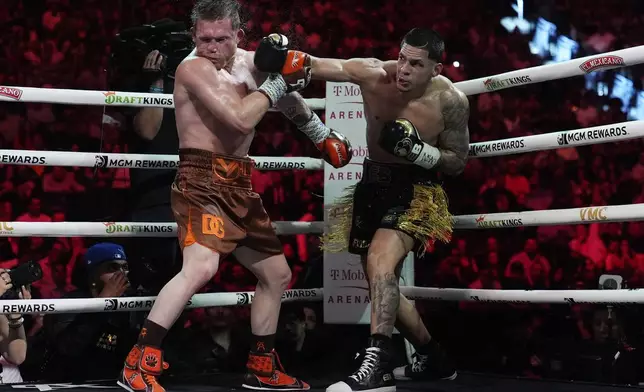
top-left (468, 120), bottom-right (635, 158)
top-left (0, 221), bottom-right (324, 237)
top-left (453, 203), bottom-right (643, 229)
top-left (0, 203), bottom-right (637, 237)
top-left (0, 288), bottom-right (322, 315)
top-left (402, 287), bottom-right (644, 305)
top-left (0, 86), bottom-right (325, 111)
top-left (0, 45), bottom-right (641, 108)
top-left (0, 149), bottom-right (324, 170)
top-left (453, 45), bottom-right (642, 95)
top-left (0, 120), bottom-right (636, 170)
top-left (1, 49), bottom-right (641, 313)
top-left (2, 286), bottom-right (640, 315)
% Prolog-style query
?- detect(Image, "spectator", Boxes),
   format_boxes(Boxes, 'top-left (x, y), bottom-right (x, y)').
top-left (505, 238), bottom-right (551, 280)
top-left (39, 242), bottom-right (137, 382)
top-left (43, 167), bottom-right (85, 194)
top-left (16, 198), bottom-right (51, 223)
top-left (4, 0), bottom-right (644, 384)
top-left (570, 224), bottom-right (607, 267)
top-left (469, 267), bottom-right (502, 289)
top-left (165, 306), bottom-right (249, 374)
top-left (504, 160), bottom-right (530, 199)
top-left (0, 270), bottom-right (31, 384)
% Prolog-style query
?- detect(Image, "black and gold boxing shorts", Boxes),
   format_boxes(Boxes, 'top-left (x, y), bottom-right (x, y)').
top-left (322, 158), bottom-right (453, 256)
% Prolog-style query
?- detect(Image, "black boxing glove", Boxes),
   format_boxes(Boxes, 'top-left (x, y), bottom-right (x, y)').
top-left (378, 119), bottom-right (441, 169)
top-left (255, 33), bottom-right (312, 92)
top-left (254, 33), bottom-right (289, 73)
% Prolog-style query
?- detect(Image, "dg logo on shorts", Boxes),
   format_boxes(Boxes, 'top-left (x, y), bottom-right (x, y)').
top-left (171, 149), bottom-right (284, 257)
top-left (202, 214), bottom-right (225, 239)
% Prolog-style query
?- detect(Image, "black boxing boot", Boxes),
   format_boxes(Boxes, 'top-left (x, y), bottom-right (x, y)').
top-left (393, 340), bottom-right (457, 381)
top-left (326, 335), bottom-right (396, 392)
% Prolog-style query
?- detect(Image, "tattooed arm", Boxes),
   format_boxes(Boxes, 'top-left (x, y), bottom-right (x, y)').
top-left (274, 92), bottom-right (347, 158)
top-left (275, 92), bottom-right (315, 128)
top-left (248, 50), bottom-right (322, 138)
top-left (437, 89), bottom-right (470, 176)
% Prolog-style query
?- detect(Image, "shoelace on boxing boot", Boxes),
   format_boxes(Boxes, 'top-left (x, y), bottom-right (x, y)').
top-left (410, 353), bottom-right (428, 373)
top-left (350, 347), bottom-right (381, 382)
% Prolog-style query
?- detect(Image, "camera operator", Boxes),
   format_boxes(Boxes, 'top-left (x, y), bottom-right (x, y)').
top-left (39, 243), bottom-right (139, 382)
top-left (0, 269), bottom-right (30, 383)
top-left (127, 49), bottom-right (181, 293)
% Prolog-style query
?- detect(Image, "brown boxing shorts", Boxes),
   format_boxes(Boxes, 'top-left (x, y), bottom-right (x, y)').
top-left (170, 148), bottom-right (283, 256)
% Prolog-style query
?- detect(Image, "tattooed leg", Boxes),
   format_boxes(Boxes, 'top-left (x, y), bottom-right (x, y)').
top-left (370, 272), bottom-right (400, 336)
top-left (362, 256), bottom-right (432, 345)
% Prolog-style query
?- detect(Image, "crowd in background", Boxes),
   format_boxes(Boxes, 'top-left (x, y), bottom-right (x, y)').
top-left (2, 0), bottom-right (644, 386)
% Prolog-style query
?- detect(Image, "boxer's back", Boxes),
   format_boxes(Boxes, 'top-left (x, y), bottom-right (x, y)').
top-left (174, 50), bottom-right (257, 156)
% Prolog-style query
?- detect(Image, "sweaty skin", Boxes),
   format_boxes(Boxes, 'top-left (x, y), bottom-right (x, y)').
top-left (174, 48), bottom-right (269, 156)
top-left (309, 44), bottom-right (469, 175)
top-left (309, 45), bottom-right (470, 338)
top-left (150, 18), bottom-right (318, 345)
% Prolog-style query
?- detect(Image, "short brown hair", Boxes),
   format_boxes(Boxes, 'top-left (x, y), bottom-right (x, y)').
top-left (191, 0), bottom-right (241, 30)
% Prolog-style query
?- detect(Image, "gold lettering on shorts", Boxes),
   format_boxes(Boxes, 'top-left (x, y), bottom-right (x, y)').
top-left (202, 214), bottom-right (225, 238)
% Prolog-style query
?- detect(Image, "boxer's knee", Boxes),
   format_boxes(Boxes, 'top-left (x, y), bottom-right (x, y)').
top-left (271, 265), bottom-right (292, 291)
top-left (239, 249), bottom-right (291, 291)
top-left (366, 249), bottom-right (397, 280)
top-left (367, 229), bottom-right (413, 276)
top-left (181, 243), bottom-right (220, 290)
top-left (259, 257), bottom-right (291, 291)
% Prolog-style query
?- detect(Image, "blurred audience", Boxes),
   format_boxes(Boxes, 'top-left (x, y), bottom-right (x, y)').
top-left (3, 0), bottom-right (644, 386)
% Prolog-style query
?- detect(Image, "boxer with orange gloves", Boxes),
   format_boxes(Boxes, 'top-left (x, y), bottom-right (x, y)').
top-left (254, 33), bottom-right (352, 169)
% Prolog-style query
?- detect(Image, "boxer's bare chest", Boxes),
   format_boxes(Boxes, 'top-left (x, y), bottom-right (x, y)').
top-left (362, 82), bottom-right (444, 161)
top-left (179, 56), bottom-right (257, 154)
top-left (217, 59), bottom-right (256, 99)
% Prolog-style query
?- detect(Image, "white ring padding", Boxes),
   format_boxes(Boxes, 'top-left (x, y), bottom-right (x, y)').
top-left (0, 86), bottom-right (326, 111)
top-left (0, 203), bottom-right (638, 237)
top-left (468, 120), bottom-right (636, 158)
top-left (453, 45), bottom-right (642, 96)
top-left (0, 288), bottom-right (323, 315)
top-left (453, 203), bottom-right (643, 229)
top-left (2, 286), bottom-right (641, 315)
top-left (0, 221), bottom-right (323, 237)
top-left (0, 46), bottom-right (641, 108)
top-left (0, 120), bottom-right (637, 170)
top-left (401, 286), bottom-right (644, 305)
top-left (0, 149), bottom-right (324, 170)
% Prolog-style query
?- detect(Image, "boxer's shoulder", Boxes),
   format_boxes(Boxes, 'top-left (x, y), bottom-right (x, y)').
top-left (351, 58), bottom-right (390, 88)
top-left (236, 47), bottom-right (252, 63)
top-left (233, 49), bottom-right (264, 87)
top-left (175, 56), bottom-right (220, 83)
top-left (363, 57), bottom-right (388, 68)
top-left (428, 76), bottom-right (468, 110)
top-left (234, 48), bottom-right (258, 71)
top-left (438, 87), bottom-right (468, 111)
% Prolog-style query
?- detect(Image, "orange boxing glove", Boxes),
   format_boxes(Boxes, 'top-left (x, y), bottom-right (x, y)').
top-left (296, 112), bottom-right (352, 168)
top-left (281, 50), bottom-right (312, 92)
top-left (317, 129), bottom-right (352, 168)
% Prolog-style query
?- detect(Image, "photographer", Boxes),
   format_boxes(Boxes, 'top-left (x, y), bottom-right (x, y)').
top-left (39, 243), bottom-right (139, 382)
top-left (127, 49), bottom-right (181, 293)
top-left (0, 269), bottom-right (30, 384)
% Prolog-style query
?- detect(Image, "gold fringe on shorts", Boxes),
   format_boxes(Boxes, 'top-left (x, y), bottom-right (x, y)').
top-left (321, 183), bottom-right (453, 254)
top-left (321, 184), bottom-right (358, 253)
